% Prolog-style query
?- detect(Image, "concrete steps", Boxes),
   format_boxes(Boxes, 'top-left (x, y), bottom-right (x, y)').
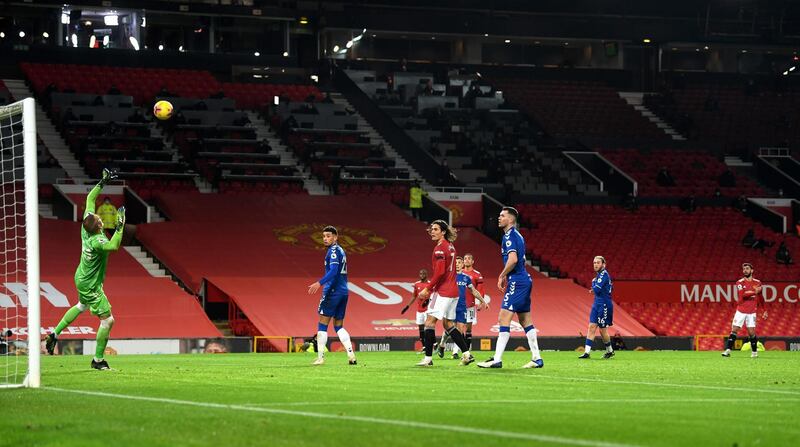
top-left (245, 110), bottom-right (330, 195)
top-left (38, 203), bottom-right (55, 219)
top-left (619, 92), bottom-right (686, 141)
top-left (329, 92), bottom-right (434, 190)
top-left (2, 79), bottom-right (90, 184)
top-left (124, 245), bottom-right (170, 278)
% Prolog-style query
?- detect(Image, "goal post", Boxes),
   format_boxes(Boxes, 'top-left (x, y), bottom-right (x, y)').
top-left (0, 97), bottom-right (40, 388)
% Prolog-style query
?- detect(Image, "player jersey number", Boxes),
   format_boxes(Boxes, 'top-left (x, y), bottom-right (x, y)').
top-left (449, 252), bottom-right (455, 272)
top-left (340, 256), bottom-right (348, 274)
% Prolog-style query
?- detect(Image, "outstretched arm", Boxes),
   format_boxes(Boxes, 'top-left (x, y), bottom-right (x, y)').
top-left (469, 285), bottom-right (488, 310)
top-left (96, 206), bottom-right (125, 252)
top-left (86, 169), bottom-right (118, 216)
top-left (401, 291), bottom-right (420, 314)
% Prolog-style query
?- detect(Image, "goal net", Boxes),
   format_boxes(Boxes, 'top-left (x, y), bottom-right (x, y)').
top-left (0, 97), bottom-right (40, 388)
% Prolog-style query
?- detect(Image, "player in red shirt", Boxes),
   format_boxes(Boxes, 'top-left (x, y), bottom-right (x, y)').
top-left (415, 220), bottom-right (473, 366)
top-left (723, 262), bottom-right (768, 358)
top-left (400, 268), bottom-right (430, 350)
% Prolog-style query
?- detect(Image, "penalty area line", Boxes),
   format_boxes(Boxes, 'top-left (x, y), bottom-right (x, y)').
top-left (45, 387), bottom-right (640, 447)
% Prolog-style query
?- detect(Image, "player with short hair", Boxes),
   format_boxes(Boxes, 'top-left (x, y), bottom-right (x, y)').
top-left (722, 262), bottom-right (767, 358)
top-left (450, 256), bottom-right (488, 358)
top-left (44, 169), bottom-right (125, 370)
top-left (579, 256), bottom-right (615, 359)
top-left (400, 268), bottom-right (430, 351)
top-left (307, 226), bottom-right (356, 366)
top-left (459, 253), bottom-right (488, 355)
top-left (477, 207), bottom-right (543, 369)
top-left (416, 220), bottom-right (473, 366)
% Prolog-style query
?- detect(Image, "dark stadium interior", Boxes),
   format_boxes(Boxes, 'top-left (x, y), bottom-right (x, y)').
top-left (2, 0), bottom-right (800, 345)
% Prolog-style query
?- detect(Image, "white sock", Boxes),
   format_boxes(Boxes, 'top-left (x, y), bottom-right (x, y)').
top-left (423, 355), bottom-right (432, 362)
top-left (606, 343), bottom-right (613, 353)
top-left (316, 331), bottom-right (327, 359)
top-left (494, 332), bottom-right (510, 362)
top-left (337, 327), bottom-right (354, 356)
top-left (526, 328), bottom-right (541, 360)
top-left (452, 343), bottom-right (460, 355)
top-left (439, 332), bottom-right (448, 347)
top-left (585, 345), bottom-right (592, 354)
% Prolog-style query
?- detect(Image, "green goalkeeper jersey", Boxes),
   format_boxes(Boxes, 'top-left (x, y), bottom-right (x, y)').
top-left (74, 183), bottom-right (123, 292)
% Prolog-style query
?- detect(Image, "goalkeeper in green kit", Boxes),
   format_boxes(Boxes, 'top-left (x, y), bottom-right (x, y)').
top-left (45, 169), bottom-right (125, 370)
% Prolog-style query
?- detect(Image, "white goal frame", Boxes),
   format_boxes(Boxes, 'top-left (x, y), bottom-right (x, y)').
top-left (0, 97), bottom-right (40, 388)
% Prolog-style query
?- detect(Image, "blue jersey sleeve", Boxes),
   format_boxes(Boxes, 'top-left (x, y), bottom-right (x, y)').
top-left (512, 232), bottom-right (525, 256)
top-left (319, 247), bottom-right (341, 285)
top-left (593, 271), bottom-right (612, 299)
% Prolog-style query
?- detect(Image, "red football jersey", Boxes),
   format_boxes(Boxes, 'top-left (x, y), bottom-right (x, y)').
top-left (736, 277), bottom-right (761, 314)
top-left (463, 268), bottom-right (485, 307)
top-left (429, 239), bottom-right (458, 297)
top-left (413, 280), bottom-right (430, 312)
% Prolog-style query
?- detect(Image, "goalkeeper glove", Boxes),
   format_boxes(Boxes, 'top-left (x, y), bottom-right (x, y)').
top-left (99, 168), bottom-right (118, 186)
top-left (116, 206), bottom-right (126, 229)
top-left (401, 305), bottom-right (409, 315)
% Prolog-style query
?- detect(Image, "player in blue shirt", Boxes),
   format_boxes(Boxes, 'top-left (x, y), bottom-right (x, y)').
top-left (307, 226), bottom-right (356, 365)
top-left (478, 207), bottom-right (543, 369)
top-left (451, 256), bottom-right (488, 359)
top-left (580, 256), bottom-right (615, 359)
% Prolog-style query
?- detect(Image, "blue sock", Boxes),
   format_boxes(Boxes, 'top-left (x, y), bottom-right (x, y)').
top-left (334, 325), bottom-right (342, 333)
top-left (524, 325), bottom-right (535, 333)
top-left (500, 326), bottom-right (510, 333)
top-left (585, 338), bottom-right (593, 353)
top-left (317, 322), bottom-right (328, 332)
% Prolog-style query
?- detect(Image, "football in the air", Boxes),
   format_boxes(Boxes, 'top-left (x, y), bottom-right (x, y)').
top-left (153, 100), bottom-right (174, 120)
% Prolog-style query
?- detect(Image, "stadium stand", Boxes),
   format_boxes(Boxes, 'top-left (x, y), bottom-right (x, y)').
top-left (517, 203), bottom-right (800, 284)
top-left (491, 78), bottom-right (667, 141)
top-left (267, 96), bottom-right (413, 205)
top-left (601, 148), bottom-right (766, 197)
top-left (136, 193), bottom-right (652, 338)
top-left (516, 203), bottom-right (800, 337)
top-left (645, 78), bottom-right (800, 154)
top-left (7, 219), bottom-right (221, 338)
top-left (344, 68), bottom-right (603, 198)
top-left (619, 301), bottom-right (800, 338)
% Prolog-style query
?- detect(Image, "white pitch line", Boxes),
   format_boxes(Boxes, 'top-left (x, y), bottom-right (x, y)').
top-left (242, 397), bottom-right (800, 407)
top-left (525, 374), bottom-right (800, 396)
top-left (45, 387), bottom-right (640, 447)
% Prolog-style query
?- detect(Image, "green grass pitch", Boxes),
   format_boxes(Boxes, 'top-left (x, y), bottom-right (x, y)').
top-left (3, 351), bottom-right (799, 447)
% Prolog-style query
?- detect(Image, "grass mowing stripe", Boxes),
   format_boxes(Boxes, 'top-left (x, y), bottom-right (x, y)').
top-left (425, 367), bottom-right (800, 396)
top-left (44, 387), bottom-right (641, 447)
top-left (242, 397), bottom-right (800, 407)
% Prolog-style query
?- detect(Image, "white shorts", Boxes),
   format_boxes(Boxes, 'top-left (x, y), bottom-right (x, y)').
top-left (466, 306), bottom-right (477, 324)
top-left (427, 293), bottom-right (458, 321)
top-left (415, 311), bottom-right (427, 325)
top-left (732, 311), bottom-right (756, 328)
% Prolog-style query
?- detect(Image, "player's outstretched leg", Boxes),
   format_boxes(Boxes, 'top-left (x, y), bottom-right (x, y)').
top-left (521, 325), bottom-right (544, 369)
top-left (437, 332), bottom-right (449, 358)
top-left (91, 315), bottom-right (114, 370)
top-left (600, 327), bottom-right (614, 359)
top-left (478, 325), bottom-right (508, 368)
top-left (749, 332), bottom-right (758, 358)
top-left (46, 303), bottom-right (86, 355)
top-left (335, 324), bottom-right (357, 365)
top-left (722, 331), bottom-right (737, 357)
top-left (417, 326), bottom-right (435, 366)
top-left (313, 322), bottom-right (328, 365)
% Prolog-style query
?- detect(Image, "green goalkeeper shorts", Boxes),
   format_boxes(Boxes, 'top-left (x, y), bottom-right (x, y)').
top-left (78, 287), bottom-right (112, 317)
